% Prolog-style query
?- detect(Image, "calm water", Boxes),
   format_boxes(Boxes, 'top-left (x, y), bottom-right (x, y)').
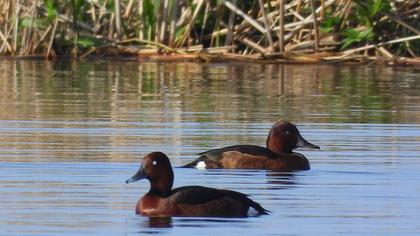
top-left (0, 60), bottom-right (419, 235)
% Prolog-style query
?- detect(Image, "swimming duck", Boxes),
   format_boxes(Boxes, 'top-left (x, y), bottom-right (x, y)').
top-left (182, 120), bottom-right (320, 170)
top-left (126, 152), bottom-right (269, 217)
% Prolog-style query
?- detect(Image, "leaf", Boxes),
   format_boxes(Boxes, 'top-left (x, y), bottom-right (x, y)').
top-left (45, 0), bottom-right (57, 20)
top-left (320, 16), bottom-right (340, 34)
top-left (175, 25), bottom-right (187, 41)
top-left (340, 27), bottom-right (374, 49)
top-left (76, 36), bottom-right (105, 48)
top-left (370, 0), bottom-right (390, 17)
top-left (20, 18), bottom-right (48, 28)
top-left (359, 28), bottom-right (374, 41)
top-left (143, 0), bottom-right (156, 26)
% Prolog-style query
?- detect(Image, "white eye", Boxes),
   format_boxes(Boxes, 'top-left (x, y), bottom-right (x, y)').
top-left (152, 161), bottom-right (157, 166)
top-left (285, 131), bottom-right (290, 135)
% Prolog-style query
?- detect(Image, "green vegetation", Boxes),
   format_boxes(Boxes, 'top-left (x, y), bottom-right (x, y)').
top-left (0, 0), bottom-right (418, 63)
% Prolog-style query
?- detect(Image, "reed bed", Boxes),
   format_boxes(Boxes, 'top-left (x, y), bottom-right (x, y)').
top-left (0, 0), bottom-right (419, 64)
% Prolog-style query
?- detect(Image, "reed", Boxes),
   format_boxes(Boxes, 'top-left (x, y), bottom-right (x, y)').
top-left (0, 0), bottom-right (418, 64)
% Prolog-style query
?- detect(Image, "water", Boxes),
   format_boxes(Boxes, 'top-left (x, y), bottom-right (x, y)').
top-left (0, 60), bottom-right (419, 235)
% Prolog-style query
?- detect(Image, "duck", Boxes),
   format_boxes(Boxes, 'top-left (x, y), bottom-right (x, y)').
top-left (182, 120), bottom-right (320, 170)
top-left (126, 152), bottom-right (269, 217)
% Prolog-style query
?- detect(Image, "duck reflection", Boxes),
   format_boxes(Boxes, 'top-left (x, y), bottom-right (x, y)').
top-left (265, 171), bottom-right (297, 190)
top-left (144, 217), bottom-right (173, 228)
top-left (200, 169), bottom-right (298, 190)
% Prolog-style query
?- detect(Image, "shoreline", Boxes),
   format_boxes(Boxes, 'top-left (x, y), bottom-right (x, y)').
top-left (1, 51), bottom-right (419, 66)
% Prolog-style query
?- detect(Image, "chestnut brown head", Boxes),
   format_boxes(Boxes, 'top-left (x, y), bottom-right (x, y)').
top-left (266, 120), bottom-right (320, 154)
top-left (126, 152), bottom-right (174, 196)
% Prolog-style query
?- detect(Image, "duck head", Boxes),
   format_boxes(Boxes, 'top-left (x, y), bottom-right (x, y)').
top-left (126, 152), bottom-right (174, 196)
top-left (266, 120), bottom-right (320, 154)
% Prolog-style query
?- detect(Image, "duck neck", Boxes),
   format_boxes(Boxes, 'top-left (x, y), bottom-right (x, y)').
top-left (148, 170), bottom-right (174, 197)
top-left (266, 133), bottom-right (292, 154)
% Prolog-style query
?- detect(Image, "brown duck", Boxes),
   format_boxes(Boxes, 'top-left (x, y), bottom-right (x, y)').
top-left (126, 152), bottom-right (269, 217)
top-left (182, 120), bottom-right (320, 170)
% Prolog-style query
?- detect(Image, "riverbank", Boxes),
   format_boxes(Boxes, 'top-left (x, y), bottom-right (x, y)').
top-left (1, 1), bottom-right (418, 65)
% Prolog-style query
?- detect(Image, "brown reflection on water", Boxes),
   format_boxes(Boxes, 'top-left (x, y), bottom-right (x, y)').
top-left (0, 60), bottom-right (419, 163)
top-left (0, 61), bottom-right (419, 123)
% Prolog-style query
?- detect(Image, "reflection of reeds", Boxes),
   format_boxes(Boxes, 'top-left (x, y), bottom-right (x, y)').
top-left (0, 0), bottom-right (418, 64)
top-left (0, 60), bottom-right (419, 125)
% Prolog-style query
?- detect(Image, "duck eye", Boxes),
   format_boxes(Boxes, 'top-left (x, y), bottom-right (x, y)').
top-left (285, 131), bottom-right (290, 135)
top-left (152, 161), bottom-right (157, 166)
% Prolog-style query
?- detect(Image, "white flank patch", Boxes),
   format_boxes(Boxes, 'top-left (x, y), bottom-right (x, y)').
top-left (196, 161), bottom-right (206, 169)
top-left (247, 207), bottom-right (259, 217)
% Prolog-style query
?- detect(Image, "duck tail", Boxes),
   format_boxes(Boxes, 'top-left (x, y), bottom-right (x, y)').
top-left (179, 155), bottom-right (207, 168)
top-left (179, 160), bottom-right (199, 168)
top-left (251, 201), bottom-right (270, 215)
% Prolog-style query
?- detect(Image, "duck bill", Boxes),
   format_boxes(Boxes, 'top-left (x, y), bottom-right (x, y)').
top-left (126, 165), bottom-right (147, 184)
top-left (296, 133), bottom-right (320, 149)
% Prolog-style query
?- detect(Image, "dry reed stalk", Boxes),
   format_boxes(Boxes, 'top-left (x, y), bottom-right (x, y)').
top-left (0, 9), bottom-right (17, 54)
top-left (309, 0), bottom-right (319, 51)
top-left (138, 0), bottom-right (144, 40)
top-left (0, 30), bottom-right (12, 53)
top-left (288, 8), bottom-right (304, 21)
top-left (203, 1), bottom-right (294, 41)
top-left (399, 6), bottom-right (420, 16)
top-left (377, 47), bottom-right (394, 60)
top-left (98, 1), bottom-right (108, 23)
top-left (25, 0), bottom-right (39, 55)
top-left (12, 0), bottom-right (20, 53)
top-left (404, 42), bottom-right (416, 57)
top-left (387, 15), bottom-right (420, 35)
top-left (237, 37), bottom-right (266, 54)
top-left (159, 0), bottom-right (170, 44)
top-left (114, 0), bottom-right (121, 36)
top-left (177, 0), bottom-right (205, 47)
top-left (327, 35), bottom-right (420, 60)
top-left (169, 0), bottom-right (179, 47)
top-left (90, 3), bottom-right (96, 25)
top-left (225, 0), bottom-right (237, 46)
top-left (108, 12), bottom-right (115, 39)
top-left (258, 0), bottom-right (274, 52)
top-left (280, 0), bottom-right (336, 44)
top-left (205, 46), bottom-right (236, 53)
top-left (46, 17), bottom-right (58, 58)
top-left (339, 0), bottom-right (352, 30)
top-left (210, 4), bottom-right (225, 47)
top-left (118, 38), bottom-right (176, 52)
top-left (293, 0), bottom-right (302, 22)
top-left (176, 44), bottom-right (203, 52)
top-left (286, 37), bottom-right (338, 51)
top-left (32, 24), bottom-right (51, 52)
top-left (291, 0), bottom-right (302, 42)
top-left (124, 0), bottom-right (134, 18)
top-left (199, 1), bottom-right (210, 44)
top-left (3, 1), bottom-right (9, 35)
top-left (223, 0), bottom-right (266, 34)
top-left (20, 25), bottom-right (27, 55)
top-left (278, 0), bottom-right (285, 52)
